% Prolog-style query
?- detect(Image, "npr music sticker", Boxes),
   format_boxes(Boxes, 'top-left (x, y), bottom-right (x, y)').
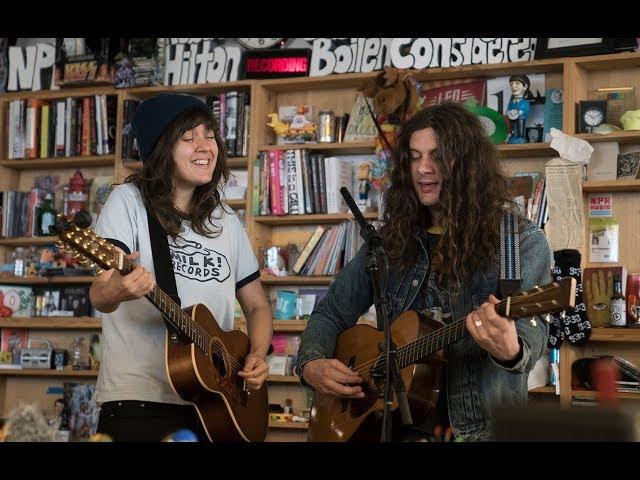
top-left (170, 239), bottom-right (231, 283)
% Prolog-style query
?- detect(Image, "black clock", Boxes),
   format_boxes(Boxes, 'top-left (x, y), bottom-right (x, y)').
top-left (578, 100), bottom-right (607, 133)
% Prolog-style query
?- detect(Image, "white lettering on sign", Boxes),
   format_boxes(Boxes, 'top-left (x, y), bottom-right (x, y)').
top-left (309, 38), bottom-right (537, 77)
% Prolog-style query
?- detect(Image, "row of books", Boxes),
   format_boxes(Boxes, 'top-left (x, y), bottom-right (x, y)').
top-left (291, 221), bottom-right (363, 276)
top-left (252, 149), bottom-right (354, 216)
top-left (120, 91), bottom-right (251, 161)
top-left (206, 91), bottom-right (250, 158)
top-left (0, 189), bottom-right (51, 238)
top-left (509, 173), bottom-right (548, 228)
top-left (7, 96), bottom-right (117, 160)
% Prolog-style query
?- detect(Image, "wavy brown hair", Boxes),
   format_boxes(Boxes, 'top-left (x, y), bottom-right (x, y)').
top-left (125, 107), bottom-right (230, 239)
top-left (381, 101), bottom-right (513, 289)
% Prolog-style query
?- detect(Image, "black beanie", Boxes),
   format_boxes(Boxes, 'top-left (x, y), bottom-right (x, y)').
top-left (131, 93), bottom-right (212, 162)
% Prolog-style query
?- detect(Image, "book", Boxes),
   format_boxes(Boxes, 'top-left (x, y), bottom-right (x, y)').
top-left (582, 266), bottom-right (628, 327)
top-left (421, 79), bottom-right (486, 107)
top-left (0, 327), bottom-right (28, 353)
top-left (0, 285), bottom-right (33, 318)
top-left (343, 94), bottom-right (377, 142)
top-left (25, 98), bottom-right (43, 158)
top-left (291, 225), bottom-right (327, 274)
top-left (62, 383), bottom-right (99, 439)
top-left (276, 105), bottom-right (316, 145)
top-left (323, 157), bottom-right (354, 214)
top-left (587, 142), bottom-right (618, 181)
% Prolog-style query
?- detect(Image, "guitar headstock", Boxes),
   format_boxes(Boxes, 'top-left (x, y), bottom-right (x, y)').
top-left (499, 277), bottom-right (577, 319)
top-left (51, 213), bottom-right (123, 275)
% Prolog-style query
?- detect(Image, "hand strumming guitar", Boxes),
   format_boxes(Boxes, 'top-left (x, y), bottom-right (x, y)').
top-left (238, 353), bottom-right (269, 391)
top-left (302, 359), bottom-right (364, 398)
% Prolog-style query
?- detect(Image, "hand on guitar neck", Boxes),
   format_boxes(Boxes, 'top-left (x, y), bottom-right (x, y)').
top-left (89, 251), bottom-right (155, 314)
top-left (302, 359), bottom-right (364, 398)
top-left (465, 294), bottom-right (522, 363)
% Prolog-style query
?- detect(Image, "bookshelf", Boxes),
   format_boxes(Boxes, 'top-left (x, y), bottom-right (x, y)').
top-left (2, 50), bottom-right (640, 439)
top-left (0, 78), bottom-right (257, 426)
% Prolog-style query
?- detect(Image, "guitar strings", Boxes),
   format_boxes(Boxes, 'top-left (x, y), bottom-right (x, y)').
top-left (350, 298), bottom-right (560, 376)
top-left (353, 296), bottom-right (559, 375)
top-left (75, 233), bottom-right (248, 375)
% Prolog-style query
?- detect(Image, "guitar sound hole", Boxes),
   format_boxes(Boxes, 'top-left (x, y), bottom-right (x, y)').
top-left (211, 350), bottom-right (227, 377)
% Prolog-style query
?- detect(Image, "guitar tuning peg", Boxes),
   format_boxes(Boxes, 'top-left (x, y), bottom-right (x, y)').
top-left (560, 310), bottom-right (566, 319)
top-left (96, 268), bottom-right (104, 275)
top-left (544, 313), bottom-right (552, 324)
top-left (89, 263), bottom-right (96, 269)
top-left (529, 317), bottom-right (537, 327)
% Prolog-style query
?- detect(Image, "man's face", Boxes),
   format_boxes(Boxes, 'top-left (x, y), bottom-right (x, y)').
top-left (510, 80), bottom-right (526, 98)
top-left (410, 127), bottom-right (443, 207)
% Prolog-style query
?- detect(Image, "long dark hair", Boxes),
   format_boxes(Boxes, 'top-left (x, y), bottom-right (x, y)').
top-left (125, 108), bottom-right (230, 239)
top-left (381, 101), bottom-right (513, 288)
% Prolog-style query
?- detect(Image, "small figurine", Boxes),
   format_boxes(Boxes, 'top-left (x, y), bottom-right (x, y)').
top-left (266, 113), bottom-right (290, 137)
top-left (266, 104), bottom-right (317, 143)
top-left (506, 74), bottom-right (533, 144)
top-left (357, 161), bottom-right (372, 212)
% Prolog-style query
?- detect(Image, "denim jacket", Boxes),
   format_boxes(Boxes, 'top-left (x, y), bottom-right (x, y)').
top-left (296, 218), bottom-right (552, 441)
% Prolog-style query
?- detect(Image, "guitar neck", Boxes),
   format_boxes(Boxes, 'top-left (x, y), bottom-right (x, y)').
top-left (396, 297), bottom-right (516, 369)
top-left (120, 256), bottom-right (208, 353)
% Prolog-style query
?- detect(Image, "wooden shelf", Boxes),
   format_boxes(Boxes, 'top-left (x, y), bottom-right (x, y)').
top-left (0, 275), bottom-right (94, 285)
top-left (0, 85), bottom-right (117, 101)
top-left (122, 161), bottom-right (142, 170)
top-left (123, 157), bottom-right (249, 171)
top-left (261, 275), bottom-right (332, 286)
top-left (267, 375), bottom-right (300, 384)
top-left (273, 320), bottom-right (308, 333)
top-left (529, 386), bottom-right (556, 394)
top-left (498, 143), bottom-right (557, 158)
top-left (588, 327), bottom-right (640, 342)
top-left (582, 179), bottom-right (640, 193)
top-left (0, 317), bottom-right (100, 329)
top-left (260, 72), bottom-right (378, 92)
top-left (124, 80), bottom-right (254, 98)
top-left (226, 199), bottom-right (246, 209)
top-left (0, 236), bottom-right (57, 246)
top-left (268, 420), bottom-right (308, 430)
top-left (572, 390), bottom-right (640, 400)
top-left (0, 155), bottom-right (115, 170)
top-left (259, 141), bottom-right (375, 155)
top-left (255, 212), bottom-right (378, 225)
top-left (0, 367), bottom-right (98, 378)
top-left (573, 51), bottom-right (640, 71)
top-left (574, 131), bottom-right (640, 144)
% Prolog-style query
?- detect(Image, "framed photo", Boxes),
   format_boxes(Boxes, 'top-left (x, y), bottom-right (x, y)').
top-left (535, 38), bottom-right (615, 59)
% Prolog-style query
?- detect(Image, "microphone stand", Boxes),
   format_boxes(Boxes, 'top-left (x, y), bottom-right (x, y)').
top-left (339, 188), bottom-right (412, 442)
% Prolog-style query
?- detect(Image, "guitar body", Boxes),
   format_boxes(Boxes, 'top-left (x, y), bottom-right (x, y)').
top-left (165, 303), bottom-right (268, 442)
top-left (308, 311), bottom-right (446, 442)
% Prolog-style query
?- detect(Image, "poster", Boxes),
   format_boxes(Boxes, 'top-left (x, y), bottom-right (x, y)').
top-left (589, 217), bottom-right (619, 263)
top-left (589, 194), bottom-right (612, 217)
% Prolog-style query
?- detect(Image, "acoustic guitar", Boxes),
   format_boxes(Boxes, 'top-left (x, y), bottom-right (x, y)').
top-left (54, 216), bottom-right (268, 442)
top-left (308, 278), bottom-right (576, 441)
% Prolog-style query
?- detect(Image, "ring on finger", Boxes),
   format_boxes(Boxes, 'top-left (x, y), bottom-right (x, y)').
top-left (474, 319), bottom-right (483, 327)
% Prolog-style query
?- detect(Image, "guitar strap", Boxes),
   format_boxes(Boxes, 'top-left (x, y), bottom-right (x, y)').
top-left (146, 207), bottom-right (181, 308)
top-left (498, 211), bottom-right (522, 298)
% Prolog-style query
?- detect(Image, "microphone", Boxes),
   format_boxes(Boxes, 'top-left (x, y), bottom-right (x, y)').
top-left (339, 187), bottom-right (370, 231)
